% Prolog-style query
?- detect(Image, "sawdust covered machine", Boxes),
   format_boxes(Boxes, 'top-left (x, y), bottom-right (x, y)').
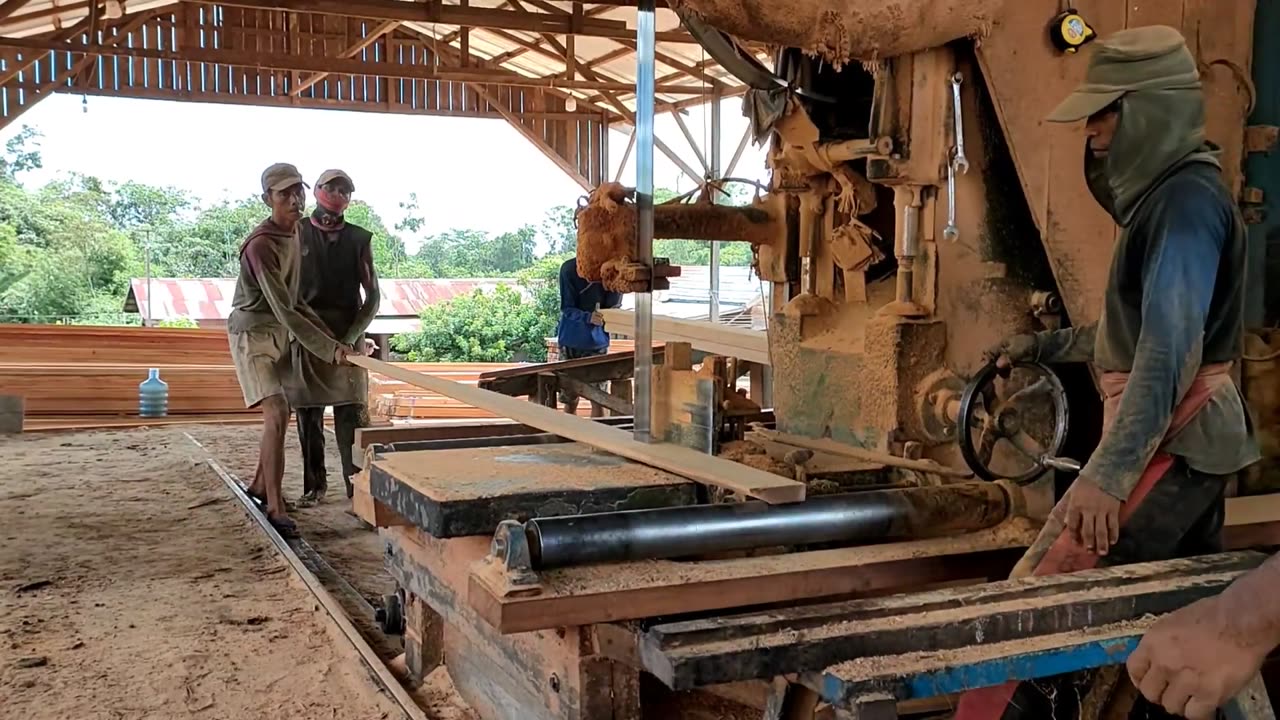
top-left (353, 1), bottom-right (1280, 718)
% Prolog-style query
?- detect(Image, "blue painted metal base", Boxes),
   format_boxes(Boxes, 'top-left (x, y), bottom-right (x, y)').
top-left (815, 624), bottom-right (1274, 719)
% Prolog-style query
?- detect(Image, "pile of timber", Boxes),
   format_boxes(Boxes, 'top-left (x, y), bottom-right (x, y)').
top-left (1, 325), bottom-right (611, 425)
top-left (0, 325), bottom-right (245, 418)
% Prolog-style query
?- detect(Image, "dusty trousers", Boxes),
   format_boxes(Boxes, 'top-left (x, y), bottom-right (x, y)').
top-left (954, 458), bottom-right (1230, 720)
top-left (295, 403), bottom-right (365, 497)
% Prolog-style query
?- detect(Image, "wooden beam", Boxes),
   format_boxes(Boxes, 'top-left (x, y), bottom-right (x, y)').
top-left (348, 355), bottom-right (806, 503)
top-left (394, 21), bottom-right (622, 120)
top-left (290, 19), bottom-right (399, 96)
top-left (640, 552), bottom-right (1267, 690)
top-left (671, 109), bottom-right (709, 175)
top-left (0, 36), bottom-right (714, 94)
top-left (558, 374), bottom-right (634, 415)
top-left (467, 519), bottom-right (1039, 633)
top-left (601, 309), bottom-right (770, 365)
top-left (0, 0), bottom-right (31, 23)
top-left (467, 81), bottom-right (592, 190)
top-left (0, 14), bottom-right (91, 87)
top-left (180, 0), bottom-right (697, 42)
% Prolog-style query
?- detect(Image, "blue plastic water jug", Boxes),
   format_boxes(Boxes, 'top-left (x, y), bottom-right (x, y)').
top-left (139, 368), bottom-right (169, 418)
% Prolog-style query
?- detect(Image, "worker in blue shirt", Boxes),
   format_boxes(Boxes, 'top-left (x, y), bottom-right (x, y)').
top-left (556, 256), bottom-right (622, 414)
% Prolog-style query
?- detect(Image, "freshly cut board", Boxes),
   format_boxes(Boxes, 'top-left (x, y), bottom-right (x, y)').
top-left (600, 309), bottom-right (770, 365)
top-left (350, 356), bottom-right (806, 504)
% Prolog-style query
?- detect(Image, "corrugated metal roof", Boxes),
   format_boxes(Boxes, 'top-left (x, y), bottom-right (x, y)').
top-left (123, 277), bottom-right (521, 320)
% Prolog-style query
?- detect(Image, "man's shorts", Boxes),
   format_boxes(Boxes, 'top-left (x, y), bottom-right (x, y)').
top-left (229, 327), bottom-right (289, 408)
top-left (558, 345), bottom-right (609, 404)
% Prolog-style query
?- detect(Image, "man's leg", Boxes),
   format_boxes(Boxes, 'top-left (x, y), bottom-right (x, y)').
top-left (295, 406), bottom-right (328, 506)
top-left (1125, 470), bottom-right (1229, 720)
top-left (956, 458), bottom-right (1229, 720)
top-left (333, 403), bottom-right (364, 499)
top-left (259, 395), bottom-right (294, 529)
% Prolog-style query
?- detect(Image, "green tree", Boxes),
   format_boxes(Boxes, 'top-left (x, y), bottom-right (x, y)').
top-left (538, 204), bottom-right (577, 254)
top-left (391, 285), bottom-right (553, 362)
top-left (0, 125), bottom-right (42, 180)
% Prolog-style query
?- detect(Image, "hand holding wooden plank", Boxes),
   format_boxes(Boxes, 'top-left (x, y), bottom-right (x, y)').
top-left (348, 355), bottom-right (806, 503)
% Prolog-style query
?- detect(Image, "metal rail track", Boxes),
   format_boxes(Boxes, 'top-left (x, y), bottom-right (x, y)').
top-left (184, 432), bottom-right (428, 720)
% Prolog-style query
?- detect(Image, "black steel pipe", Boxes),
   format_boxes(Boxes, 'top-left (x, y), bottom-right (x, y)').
top-left (526, 482), bottom-right (1010, 570)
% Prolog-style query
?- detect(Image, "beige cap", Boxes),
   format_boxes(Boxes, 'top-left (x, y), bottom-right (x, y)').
top-left (261, 163), bottom-right (307, 193)
top-left (1046, 25), bottom-right (1201, 123)
top-left (316, 168), bottom-right (355, 191)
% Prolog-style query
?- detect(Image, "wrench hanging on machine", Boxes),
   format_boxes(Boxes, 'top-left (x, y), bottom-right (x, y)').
top-left (944, 72), bottom-right (967, 242)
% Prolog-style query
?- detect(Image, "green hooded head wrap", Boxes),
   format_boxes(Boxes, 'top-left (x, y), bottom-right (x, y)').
top-left (1047, 25), bottom-right (1219, 226)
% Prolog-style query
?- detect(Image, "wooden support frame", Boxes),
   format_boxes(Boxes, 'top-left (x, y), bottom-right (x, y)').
top-left (0, 35), bottom-right (711, 94)
top-left (639, 551), bottom-right (1266, 689)
top-left (171, 0), bottom-right (698, 42)
top-left (350, 355), bottom-right (806, 503)
top-left (467, 519), bottom-right (1040, 634)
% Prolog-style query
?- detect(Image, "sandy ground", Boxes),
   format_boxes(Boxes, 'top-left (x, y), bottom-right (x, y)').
top-left (182, 423), bottom-right (475, 719)
top-left (182, 424), bottom-right (392, 603)
top-left (0, 427), bottom-right (406, 719)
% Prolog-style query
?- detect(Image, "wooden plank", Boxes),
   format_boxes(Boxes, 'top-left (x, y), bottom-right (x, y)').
top-left (368, 444), bottom-right (696, 537)
top-left (601, 309), bottom-right (770, 365)
top-left (640, 551), bottom-right (1265, 689)
top-left (351, 356), bottom-right (806, 504)
top-left (558, 375), bottom-right (634, 416)
top-left (467, 519), bottom-right (1040, 634)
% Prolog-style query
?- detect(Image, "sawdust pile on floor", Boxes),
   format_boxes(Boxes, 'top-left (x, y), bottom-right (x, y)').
top-left (673, 0), bottom-right (1006, 65)
top-left (0, 427), bottom-right (406, 719)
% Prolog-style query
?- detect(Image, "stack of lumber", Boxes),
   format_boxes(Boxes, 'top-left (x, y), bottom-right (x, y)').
top-left (2, 325), bottom-right (609, 427)
top-left (0, 325), bottom-right (246, 419)
top-left (369, 362), bottom-right (597, 419)
top-left (0, 324), bottom-right (234, 365)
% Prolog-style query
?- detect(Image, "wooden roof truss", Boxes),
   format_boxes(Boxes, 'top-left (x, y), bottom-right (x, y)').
top-left (0, 0), bottom-right (764, 188)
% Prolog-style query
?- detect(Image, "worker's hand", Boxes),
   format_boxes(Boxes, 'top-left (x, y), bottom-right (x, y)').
top-left (589, 311), bottom-right (605, 326)
top-left (334, 344), bottom-right (357, 364)
top-left (1063, 475), bottom-right (1121, 555)
top-left (363, 338), bottom-right (379, 355)
top-left (1127, 595), bottom-right (1270, 720)
top-left (983, 333), bottom-right (1039, 370)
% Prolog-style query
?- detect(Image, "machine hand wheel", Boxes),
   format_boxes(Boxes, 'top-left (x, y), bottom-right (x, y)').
top-left (957, 360), bottom-right (1078, 484)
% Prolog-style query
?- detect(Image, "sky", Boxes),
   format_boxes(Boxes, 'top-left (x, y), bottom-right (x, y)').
top-left (1, 93), bottom-right (768, 253)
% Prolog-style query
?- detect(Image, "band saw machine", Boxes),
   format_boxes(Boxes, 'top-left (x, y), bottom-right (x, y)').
top-left (350, 0), bottom-right (1280, 717)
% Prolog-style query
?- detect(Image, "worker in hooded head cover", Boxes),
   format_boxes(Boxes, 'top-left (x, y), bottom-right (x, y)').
top-left (283, 169), bottom-right (380, 506)
top-left (959, 25), bottom-right (1258, 720)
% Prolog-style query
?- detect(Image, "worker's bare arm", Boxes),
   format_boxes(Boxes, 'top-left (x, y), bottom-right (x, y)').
top-left (1127, 553), bottom-right (1280, 719)
top-left (342, 240), bottom-right (381, 346)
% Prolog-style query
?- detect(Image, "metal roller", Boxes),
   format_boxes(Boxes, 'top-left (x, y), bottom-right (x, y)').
top-left (525, 482), bottom-right (1010, 570)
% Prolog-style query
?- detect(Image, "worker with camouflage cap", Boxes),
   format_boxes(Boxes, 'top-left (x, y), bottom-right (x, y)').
top-left (967, 25), bottom-right (1257, 720)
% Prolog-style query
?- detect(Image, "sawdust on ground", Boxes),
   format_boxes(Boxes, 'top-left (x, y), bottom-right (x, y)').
top-left (0, 427), bottom-right (406, 720)
top-left (179, 423), bottom-right (477, 720)
top-left (183, 423), bottom-right (392, 602)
